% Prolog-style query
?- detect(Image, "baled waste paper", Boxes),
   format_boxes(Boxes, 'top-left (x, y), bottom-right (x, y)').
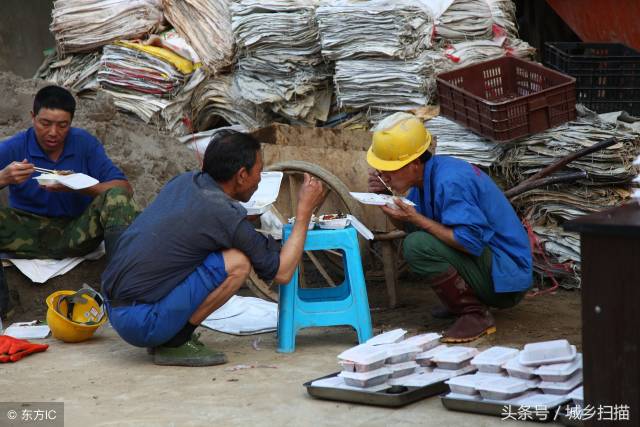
top-left (191, 74), bottom-right (273, 131)
top-left (316, 0), bottom-right (433, 60)
top-left (36, 51), bottom-right (102, 96)
top-left (50, 0), bottom-right (164, 55)
top-left (163, 0), bottom-right (235, 74)
top-left (231, 0), bottom-right (331, 124)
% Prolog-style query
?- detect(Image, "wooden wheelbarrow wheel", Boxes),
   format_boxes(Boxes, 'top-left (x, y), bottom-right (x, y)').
top-left (246, 160), bottom-right (365, 302)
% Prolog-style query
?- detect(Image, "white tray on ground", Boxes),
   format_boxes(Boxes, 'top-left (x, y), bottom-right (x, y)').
top-left (240, 172), bottom-right (283, 215)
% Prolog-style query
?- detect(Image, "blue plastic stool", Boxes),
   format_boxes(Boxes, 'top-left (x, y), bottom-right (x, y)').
top-left (277, 224), bottom-right (373, 353)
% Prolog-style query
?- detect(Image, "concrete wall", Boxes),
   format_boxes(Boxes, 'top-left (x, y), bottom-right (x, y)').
top-left (0, 0), bottom-right (55, 78)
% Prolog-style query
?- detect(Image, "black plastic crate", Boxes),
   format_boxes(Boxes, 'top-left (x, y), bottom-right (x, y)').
top-left (544, 42), bottom-right (640, 115)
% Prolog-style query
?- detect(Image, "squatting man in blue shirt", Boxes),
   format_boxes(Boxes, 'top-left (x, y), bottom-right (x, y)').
top-left (0, 85), bottom-right (138, 320)
top-left (102, 130), bottom-right (324, 366)
top-left (367, 113), bottom-right (532, 343)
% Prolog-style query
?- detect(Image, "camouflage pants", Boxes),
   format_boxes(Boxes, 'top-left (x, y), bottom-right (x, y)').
top-left (0, 187), bottom-right (140, 259)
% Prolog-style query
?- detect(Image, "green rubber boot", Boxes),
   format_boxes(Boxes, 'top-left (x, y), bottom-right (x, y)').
top-left (153, 334), bottom-right (227, 367)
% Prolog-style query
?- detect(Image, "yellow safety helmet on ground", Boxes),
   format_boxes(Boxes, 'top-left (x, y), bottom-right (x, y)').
top-left (367, 112), bottom-right (432, 171)
top-left (46, 288), bottom-right (107, 343)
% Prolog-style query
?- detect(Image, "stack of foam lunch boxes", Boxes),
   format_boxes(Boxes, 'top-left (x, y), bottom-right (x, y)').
top-left (442, 339), bottom-right (583, 419)
top-left (335, 329), bottom-right (442, 390)
top-left (307, 329), bottom-right (494, 403)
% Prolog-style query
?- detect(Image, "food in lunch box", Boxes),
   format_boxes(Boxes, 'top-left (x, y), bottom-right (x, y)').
top-left (319, 213), bottom-right (346, 220)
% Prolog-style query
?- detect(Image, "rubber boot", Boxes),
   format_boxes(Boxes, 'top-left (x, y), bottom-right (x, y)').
top-left (428, 267), bottom-right (496, 343)
top-left (153, 333), bottom-right (227, 367)
top-left (104, 226), bottom-right (128, 262)
top-left (430, 305), bottom-right (455, 319)
top-left (0, 264), bottom-right (12, 320)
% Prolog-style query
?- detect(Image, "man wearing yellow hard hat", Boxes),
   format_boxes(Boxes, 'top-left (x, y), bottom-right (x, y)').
top-left (367, 113), bottom-right (532, 343)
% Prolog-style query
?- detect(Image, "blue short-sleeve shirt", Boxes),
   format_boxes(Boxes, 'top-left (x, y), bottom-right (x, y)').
top-left (407, 155), bottom-right (532, 293)
top-left (102, 172), bottom-right (282, 304)
top-left (0, 127), bottom-right (126, 218)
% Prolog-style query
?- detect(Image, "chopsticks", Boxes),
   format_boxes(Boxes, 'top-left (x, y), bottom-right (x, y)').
top-left (33, 166), bottom-right (74, 175)
top-left (34, 167), bottom-right (58, 174)
top-left (377, 175), bottom-right (395, 195)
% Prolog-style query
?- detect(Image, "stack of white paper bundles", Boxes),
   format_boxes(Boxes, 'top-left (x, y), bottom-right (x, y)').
top-left (191, 74), bottom-right (272, 131)
top-left (163, 0), bottom-right (235, 74)
top-left (36, 52), bottom-right (103, 96)
top-left (318, 0), bottom-right (433, 114)
top-left (231, 0), bottom-right (331, 125)
top-left (424, 0), bottom-right (494, 44)
top-left (50, 0), bottom-right (164, 55)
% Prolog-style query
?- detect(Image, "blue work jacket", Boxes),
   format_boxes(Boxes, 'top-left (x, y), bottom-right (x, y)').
top-left (407, 155), bottom-right (532, 293)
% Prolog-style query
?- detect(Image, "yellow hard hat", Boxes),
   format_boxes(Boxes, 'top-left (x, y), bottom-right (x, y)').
top-left (367, 112), bottom-right (432, 171)
top-left (46, 288), bottom-right (107, 343)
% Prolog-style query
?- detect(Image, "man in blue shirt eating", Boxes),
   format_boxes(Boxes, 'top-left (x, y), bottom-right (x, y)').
top-left (367, 113), bottom-right (532, 343)
top-left (102, 130), bottom-right (324, 366)
top-left (0, 85), bottom-right (138, 318)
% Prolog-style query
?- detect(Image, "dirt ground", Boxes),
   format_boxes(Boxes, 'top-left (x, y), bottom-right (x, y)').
top-left (367, 278), bottom-right (582, 350)
top-left (4, 275), bottom-right (581, 427)
top-left (7, 261), bottom-right (582, 351)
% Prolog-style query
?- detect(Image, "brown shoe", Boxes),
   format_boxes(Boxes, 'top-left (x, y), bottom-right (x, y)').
top-left (441, 311), bottom-right (496, 343)
top-left (428, 267), bottom-right (496, 343)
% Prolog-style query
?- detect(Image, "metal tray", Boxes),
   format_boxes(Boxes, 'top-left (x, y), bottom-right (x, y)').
top-left (304, 372), bottom-right (448, 408)
top-left (441, 395), bottom-right (571, 423)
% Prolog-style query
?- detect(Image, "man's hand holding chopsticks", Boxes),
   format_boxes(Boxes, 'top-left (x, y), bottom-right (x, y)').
top-left (0, 159), bottom-right (35, 187)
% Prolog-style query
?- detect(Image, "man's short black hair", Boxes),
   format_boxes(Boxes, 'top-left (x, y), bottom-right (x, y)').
top-left (202, 130), bottom-right (261, 182)
top-left (33, 85), bottom-right (76, 117)
top-left (418, 150), bottom-right (432, 164)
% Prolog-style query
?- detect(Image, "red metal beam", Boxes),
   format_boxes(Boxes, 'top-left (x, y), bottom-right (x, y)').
top-left (546, 0), bottom-right (640, 50)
